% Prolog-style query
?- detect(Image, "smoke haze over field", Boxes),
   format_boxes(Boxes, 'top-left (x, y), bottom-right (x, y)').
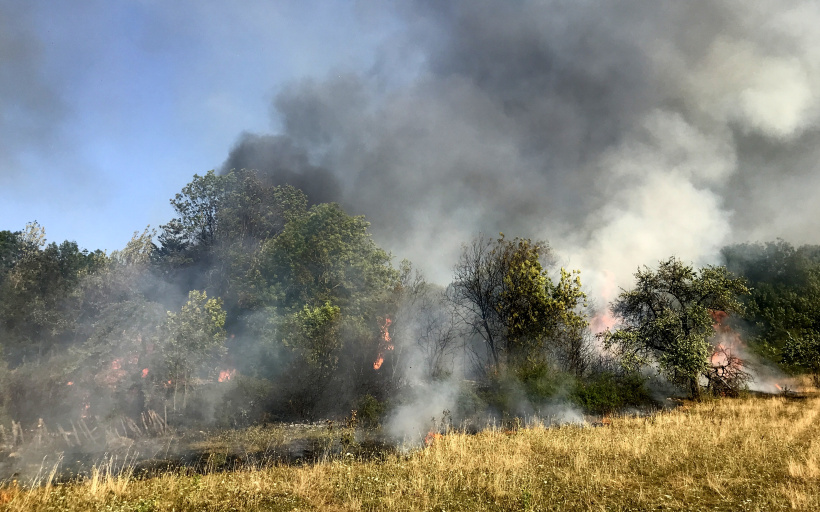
top-left (218, 0), bottom-right (820, 297)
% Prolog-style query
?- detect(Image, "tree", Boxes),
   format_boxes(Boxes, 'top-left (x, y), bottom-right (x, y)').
top-left (0, 222), bottom-right (105, 364)
top-left (450, 234), bottom-right (588, 372)
top-left (156, 169), bottom-right (309, 312)
top-left (160, 290), bottom-right (227, 410)
top-left (604, 257), bottom-right (748, 399)
top-left (257, 202), bottom-right (400, 416)
top-left (259, 202), bottom-right (398, 316)
top-left (722, 240), bottom-right (820, 369)
top-left (782, 331), bottom-right (820, 386)
top-left (160, 170), bottom-right (232, 253)
top-left (279, 302), bottom-right (342, 415)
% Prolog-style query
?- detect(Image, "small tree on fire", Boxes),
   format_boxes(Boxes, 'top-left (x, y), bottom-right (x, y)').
top-left (604, 257), bottom-right (748, 399)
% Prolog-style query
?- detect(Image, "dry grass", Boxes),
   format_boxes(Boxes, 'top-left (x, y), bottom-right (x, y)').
top-left (3, 391), bottom-right (819, 511)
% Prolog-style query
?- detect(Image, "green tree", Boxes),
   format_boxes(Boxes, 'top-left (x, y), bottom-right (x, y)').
top-left (160, 290), bottom-right (227, 410)
top-left (782, 331), bottom-right (820, 386)
top-left (161, 170), bottom-right (231, 251)
top-left (722, 241), bottom-right (820, 369)
top-left (604, 257), bottom-right (748, 399)
top-left (257, 202), bottom-right (400, 416)
top-left (0, 223), bottom-right (104, 364)
top-left (279, 302), bottom-right (342, 414)
top-left (156, 169), bottom-right (309, 312)
top-left (259, 202), bottom-right (398, 316)
top-left (0, 230), bottom-right (23, 281)
top-left (450, 234), bottom-right (588, 372)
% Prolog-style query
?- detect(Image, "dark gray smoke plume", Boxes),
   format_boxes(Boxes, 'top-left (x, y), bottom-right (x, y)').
top-left (222, 133), bottom-right (342, 205)
top-left (223, 0), bottom-right (820, 296)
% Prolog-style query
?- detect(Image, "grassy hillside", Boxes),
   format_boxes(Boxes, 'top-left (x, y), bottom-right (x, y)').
top-left (3, 388), bottom-right (819, 511)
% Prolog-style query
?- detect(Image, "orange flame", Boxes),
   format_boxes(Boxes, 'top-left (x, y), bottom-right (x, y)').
top-left (142, 368), bottom-right (149, 378)
top-left (774, 383), bottom-right (782, 391)
top-left (218, 369), bottom-right (236, 382)
top-left (373, 316), bottom-right (393, 370)
top-left (66, 381), bottom-right (73, 386)
top-left (424, 431), bottom-right (443, 446)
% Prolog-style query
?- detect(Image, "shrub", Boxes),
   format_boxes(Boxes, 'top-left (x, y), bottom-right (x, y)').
top-left (356, 394), bottom-right (386, 429)
top-left (571, 372), bottom-right (652, 415)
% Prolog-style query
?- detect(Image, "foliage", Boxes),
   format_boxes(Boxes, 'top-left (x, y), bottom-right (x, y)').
top-left (356, 393), bottom-right (387, 429)
top-left (0, 223), bottom-right (106, 365)
top-left (722, 240), bottom-right (820, 370)
top-left (259, 202), bottom-right (398, 315)
top-left (450, 234), bottom-right (588, 373)
top-left (604, 257), bottom-right (749, 399)
top-left (281, 302), bottom-right (342, 375)
top-left (782, 330), bottom-right (820, 385)
top-left (160, 170), bottom-right (231, 253)
top-left (570, 371), bottom-right (651, 414)
top-left (215, 375), bottom-right (277, 427)
top-left (160, 290), bottom-right (227, 410)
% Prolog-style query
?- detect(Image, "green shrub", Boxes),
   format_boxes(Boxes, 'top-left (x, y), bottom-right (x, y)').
top-left (356, 394), bottom-right (386, 429)
top-left (571, 372), bottom-right (652, 414)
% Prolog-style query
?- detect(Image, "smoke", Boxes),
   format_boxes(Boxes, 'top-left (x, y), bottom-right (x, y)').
top-left (220, 0), bottom-right (820, 297)
top-left (222, 133), bottom-right (342, 205)
top-left (0, 1), bottom-right (68, 181)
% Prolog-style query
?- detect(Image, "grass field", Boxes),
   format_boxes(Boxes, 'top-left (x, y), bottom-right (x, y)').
top-left (2, 390), bottom-right (819, 511)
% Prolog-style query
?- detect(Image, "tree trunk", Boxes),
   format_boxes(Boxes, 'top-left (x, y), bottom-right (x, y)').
top-left (689, 376), bottom-right (702, 400)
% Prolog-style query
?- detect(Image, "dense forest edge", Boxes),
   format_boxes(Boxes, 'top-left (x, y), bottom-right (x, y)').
top-left (0, 168), bottom-right (818, 452)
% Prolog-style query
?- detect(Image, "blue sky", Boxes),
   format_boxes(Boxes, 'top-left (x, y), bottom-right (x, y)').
top-left (0, 0), bottom-right (397, 252)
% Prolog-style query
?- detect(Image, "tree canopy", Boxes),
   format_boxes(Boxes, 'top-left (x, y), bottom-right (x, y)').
top-left (604, 257), bottom-right (749, 398)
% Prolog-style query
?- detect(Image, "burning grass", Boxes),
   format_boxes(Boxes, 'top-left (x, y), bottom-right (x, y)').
top-left (2, 387), bottom-right (820, 511)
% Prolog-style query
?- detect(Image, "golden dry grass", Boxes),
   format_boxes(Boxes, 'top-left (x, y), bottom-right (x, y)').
top-left (3, 391), bottom-right (820, 511)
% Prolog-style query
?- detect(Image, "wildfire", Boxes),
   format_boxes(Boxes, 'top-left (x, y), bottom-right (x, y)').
top-left (218, 369), bottom-right (236, 382)
top-left (373, 317), bottom-right (393, 370)
top-left (590, 270), bottom-right (617, 334)
top-left (142, 368), bottom-right (149, 378)
top-left (66, 381), bottom-right (73, 386)
top-left (424, 431), bottom-right (443, 446)
top-left (706, 310), bottom-right (750, 396)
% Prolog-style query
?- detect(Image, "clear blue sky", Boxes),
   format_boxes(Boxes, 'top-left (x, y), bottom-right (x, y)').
top-left (0, 0), bottom-right (397, 252)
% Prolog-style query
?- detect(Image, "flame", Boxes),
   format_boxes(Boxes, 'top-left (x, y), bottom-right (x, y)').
top-left (373, 316), bottom-right (393, 370)
top-left (424, 431), bottom-right (443, 446)
top-left (590, 270), bottom-right (617, 334)
top-left (66, 381), bottom-right (73, 386)
top-left (711, 343), bottom-right (728, 366)
top-left (111, 358), bottom-right (122, 370)
top-left (218, 369), bottom-right (236, 382)
top-left (142, 368), bottom-right (149, 378)
top-left (774, 383), bottom-right (782, 391)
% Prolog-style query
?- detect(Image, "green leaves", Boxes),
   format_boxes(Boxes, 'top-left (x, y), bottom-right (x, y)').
top-left (605, 257), bottom-right (748, 398)
top-left (452, 235), bottom-right (588, 372)
top-left (162, 290), bottom-right (227, 383)
top-left (259, 202), bottom-right (398, 316)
